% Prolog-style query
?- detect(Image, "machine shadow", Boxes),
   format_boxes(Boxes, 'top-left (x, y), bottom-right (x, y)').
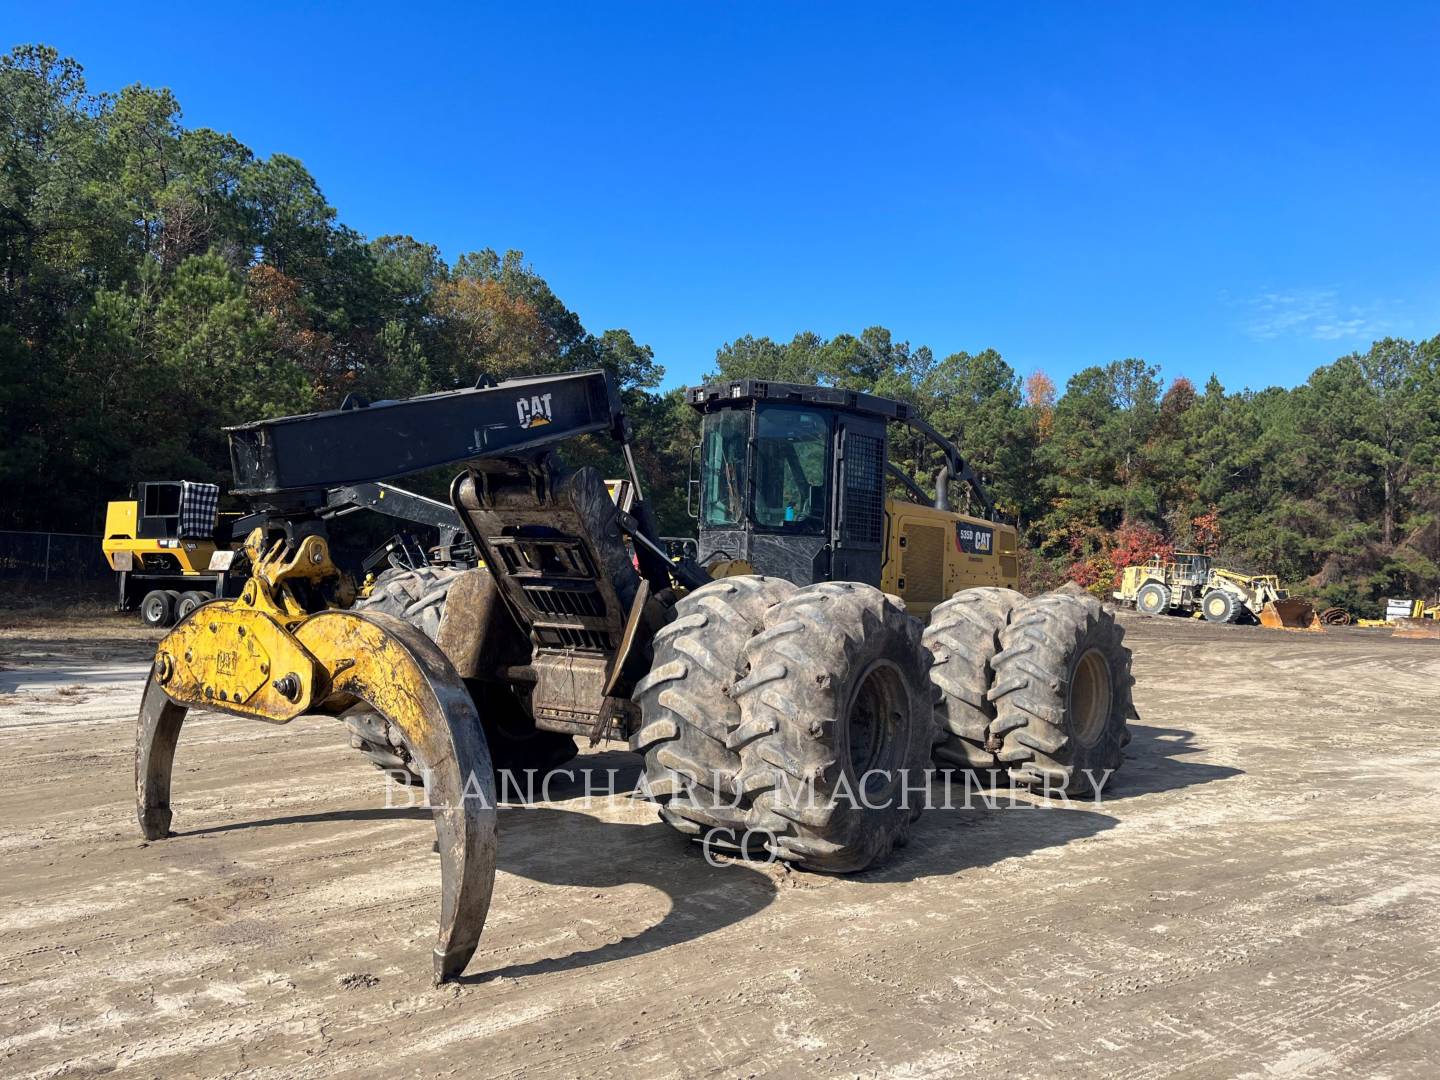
top-left (1106, 722), bottom-right (1243, 798)
top-left (177, 732), bottom-right (1236, 981)
top-left (468, 808), bottom-right (778, 983)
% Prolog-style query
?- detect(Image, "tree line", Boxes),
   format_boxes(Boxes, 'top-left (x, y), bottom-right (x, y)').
top-left (4, 45), bottom-right (1437, 615)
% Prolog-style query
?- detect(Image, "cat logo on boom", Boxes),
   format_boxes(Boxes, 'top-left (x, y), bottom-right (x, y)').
top-left (516, 393), bottom-right (554, 428)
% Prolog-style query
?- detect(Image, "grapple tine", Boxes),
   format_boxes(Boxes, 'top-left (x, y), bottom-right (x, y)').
top-left (136, 605), bottom-right (497, 985)
top-left (294, 610), bottom-right (497, 984)
top-left (136, 671), bottom-right (188, 840)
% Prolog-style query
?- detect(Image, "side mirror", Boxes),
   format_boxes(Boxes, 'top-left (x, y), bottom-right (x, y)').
top-left (686, 443), bottom-right (701, 519)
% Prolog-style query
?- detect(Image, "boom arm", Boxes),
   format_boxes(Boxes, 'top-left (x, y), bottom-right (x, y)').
top-left (228, 369), bottom-right (624, 496)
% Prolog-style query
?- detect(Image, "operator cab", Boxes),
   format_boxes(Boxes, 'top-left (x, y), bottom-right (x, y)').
top-left (699, 403), bottom-right (832, 533)
top-left (1168, 551), bottom-right (1212, 587)
top-left (690, 383), bottom-right (893, 586)
top-left (686, 379), bottom-right (1014, 600)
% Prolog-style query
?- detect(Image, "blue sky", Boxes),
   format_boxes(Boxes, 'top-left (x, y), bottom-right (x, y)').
top-left (7, 3), bottom-right (1439, 392)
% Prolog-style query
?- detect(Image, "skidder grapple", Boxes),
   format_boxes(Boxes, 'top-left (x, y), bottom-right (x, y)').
top-left (137, 369), bottom-right (1135, 982)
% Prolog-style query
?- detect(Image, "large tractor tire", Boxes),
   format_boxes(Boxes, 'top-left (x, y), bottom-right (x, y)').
top-left (345, 565), bottom-right (577, 784)
top-left (733, 582), bottom-right (934, 873)
top-left (923, 587), bottom-right (1027, 773)
top-left (633, 575), bottom-right (797, 838)
top-left (989, 592), bottom-right (1134, 796)
top-left (1201, 588), bottom-right (1240, 624)
top-left (353, 563), bottom-right (461, 639)
top-left (1135, 581), bottom-right (1169, 616)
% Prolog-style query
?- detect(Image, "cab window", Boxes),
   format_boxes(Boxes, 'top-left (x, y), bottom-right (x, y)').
top-left (700, 410), bottom-right (749, 528)
top-left (752, 408), bottom-right (829, 533)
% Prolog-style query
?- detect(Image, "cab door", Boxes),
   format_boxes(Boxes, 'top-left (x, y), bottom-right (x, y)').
top-left (830, 416), bottom-right (887, 586)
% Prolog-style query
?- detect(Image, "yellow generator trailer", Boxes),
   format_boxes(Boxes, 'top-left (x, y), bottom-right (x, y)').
top-left (102, 481), bottom-right (240, 627)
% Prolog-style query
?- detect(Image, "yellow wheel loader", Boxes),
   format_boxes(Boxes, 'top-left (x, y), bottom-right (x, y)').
top-left (1115, 552), bottom-right (1315, 628)
top-left (139, 370), bottom-right (1136, 982)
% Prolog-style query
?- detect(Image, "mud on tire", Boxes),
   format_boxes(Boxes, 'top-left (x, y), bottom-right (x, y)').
top-left (345, 565), bottom-right (576, 784)
top-left (923, 587), bottom-right (1026, 774)
top-left (632, 575), bottom-right (797, 838)
top-left (989, 592), bottom-right (1135, 795)
top-left (734, 582), bottom-right (935, 873)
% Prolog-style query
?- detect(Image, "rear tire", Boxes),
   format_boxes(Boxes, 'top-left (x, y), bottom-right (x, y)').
top-left (990, 593), bottom-right (1134, 796)
top-left (175, 590), bottom-right (210, 622)
top-left (139, 589), bottom-right (175, 629)
top-left (734, 582), bottom-right (934, 873)
top-left (924, 587), bottom-right (1026, 776)
top-left (1135, 581), bottom-right (1169, 616)
top-left (633, 575), bottom-right (797, 839)
top-left (346, 565), bottom-right (576, 783)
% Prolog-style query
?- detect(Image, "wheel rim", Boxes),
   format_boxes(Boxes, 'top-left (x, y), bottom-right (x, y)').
top-left (1140, 588), bottom-right (1161, 612)
top-left (1069, 648), bottom-right (1113, 748)
top-left (846, 661), bottom-right (904, 789)
top-left (143, 597), bottom-right (165, 623)
top-left (1207, 595), bottom-right (1227, 619)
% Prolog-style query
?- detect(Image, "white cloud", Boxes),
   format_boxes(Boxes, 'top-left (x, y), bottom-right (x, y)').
top-left (1241, 289), bottom-right (1386, 343)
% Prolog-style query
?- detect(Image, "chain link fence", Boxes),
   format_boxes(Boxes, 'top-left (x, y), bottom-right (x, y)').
top-left (0, 531), bottom-right (109, 584)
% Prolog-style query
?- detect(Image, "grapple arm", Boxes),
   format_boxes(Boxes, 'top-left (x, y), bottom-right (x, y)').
top-left (136, 536), bottom-right (497, 983)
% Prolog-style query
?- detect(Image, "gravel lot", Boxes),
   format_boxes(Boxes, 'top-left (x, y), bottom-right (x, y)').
top-left (1, 608), bottom-right (1437, 1078)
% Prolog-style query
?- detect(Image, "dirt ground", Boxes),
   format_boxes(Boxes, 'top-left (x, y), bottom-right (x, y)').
top-left (1, 607), bottom-right (1437, 1079)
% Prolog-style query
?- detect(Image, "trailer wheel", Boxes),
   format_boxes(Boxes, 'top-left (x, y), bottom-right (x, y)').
top-left (924, 587), bottom-right (1026, 776)
top-left (139, 589), bottom-right (175, 628)
top-left (633, 575), bottom-right (796, 839)
top-left (346, 565), bottom-right (576, 783)
top-left (175, 590), bottom-right (211, 622)
top-left (1201, 589), bottom-right (1239, 624)
top-left (734, 582), bottom-right (934, 872)
top-left (990, 592), bottom-right (1134, 796)
top-left (1135, 582), bottom-right (1169, 615)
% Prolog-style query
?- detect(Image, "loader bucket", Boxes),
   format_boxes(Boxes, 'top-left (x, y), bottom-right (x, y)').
top-left (1258, 597), bottom-right (1318, 630)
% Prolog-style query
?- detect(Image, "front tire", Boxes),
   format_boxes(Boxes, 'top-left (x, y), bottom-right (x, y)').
top-left (990, 593), bottom-right (1134, 795)
top-left (1201, 589), bottom-right (1239, 624)
top-left (633, 575), bottom-right (797, 839)
top-left (734, 582), bottom-right (934, 873)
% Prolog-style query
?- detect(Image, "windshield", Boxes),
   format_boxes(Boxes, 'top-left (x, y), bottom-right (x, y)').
top-left (752, 407), bottom-right (829, 533)
top-left (700, 409), bottom-right (749, 528)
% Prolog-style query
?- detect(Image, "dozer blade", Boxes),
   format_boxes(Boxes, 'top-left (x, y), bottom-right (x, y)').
top-left (137, 605), bottom-right (496, 984)
top-left (1258, 597), bottom-right (1318, 630)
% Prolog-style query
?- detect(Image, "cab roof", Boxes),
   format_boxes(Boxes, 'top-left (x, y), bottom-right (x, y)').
top-left (686, 379), bottom-right (914, 423)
